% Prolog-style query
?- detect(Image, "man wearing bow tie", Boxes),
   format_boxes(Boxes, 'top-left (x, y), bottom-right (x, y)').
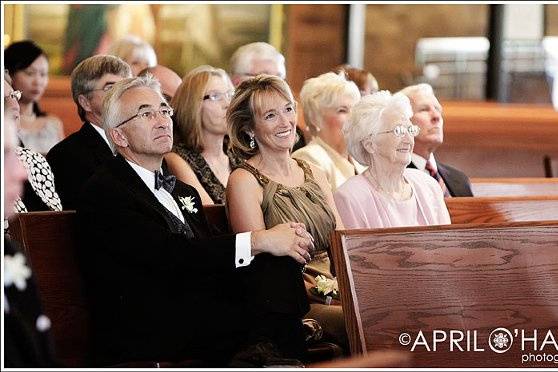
top-left (76, 75), bottom-right (314, 366)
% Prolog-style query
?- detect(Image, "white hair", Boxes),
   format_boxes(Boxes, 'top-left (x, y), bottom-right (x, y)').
top-left (299, 72), bottom-right (360, 136)
top-left (229, 42), bottom-right (286, 79)
top-left (108, 35), bottom-right (157, 68)
top-left (102, 74), bottom-right (163, 154)
top-left (397, 83), bottom-right (434, 103)
top-left (345, 90), bottom-right (413, 165)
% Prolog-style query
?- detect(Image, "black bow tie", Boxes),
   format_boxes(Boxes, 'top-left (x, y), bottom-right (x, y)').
top-left (154, 170), bottom-right (176, 193)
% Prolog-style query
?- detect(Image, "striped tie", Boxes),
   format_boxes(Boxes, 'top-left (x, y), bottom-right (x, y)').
top-left (425, 160), bottom-right (451, 198)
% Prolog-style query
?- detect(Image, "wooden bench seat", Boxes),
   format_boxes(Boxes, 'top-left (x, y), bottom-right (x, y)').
top-left (446, 195), bottom-right (558, 224)
top-left (471, 177), bottom-right (558, 197)
top-left (331, 221), bottom-right (558, 367)
top-left (437, 101), bottom-right (558, 178)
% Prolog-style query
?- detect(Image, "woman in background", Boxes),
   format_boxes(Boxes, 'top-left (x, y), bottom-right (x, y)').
top-left (334, 64), bottom-right (379, 97)
top-left (165, 65), bottom-right (240, 205)
top-left (4, 40), bottom-right (64, 155)
top-left (334, 91), bottom-right (451, 229)
top-left (291, 72), bottom-right (364, 191)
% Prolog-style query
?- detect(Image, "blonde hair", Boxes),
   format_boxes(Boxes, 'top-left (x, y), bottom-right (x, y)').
top-left (345, 90), bottom-right (413, 165)
top-left (227, 75), bottom-right (295, 160)
top-left (171, 65), bottom-right (233, 152)
top-left (299, 72), bottom-right (360, 136)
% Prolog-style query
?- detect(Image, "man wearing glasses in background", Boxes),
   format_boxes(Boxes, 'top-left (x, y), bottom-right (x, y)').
top-left (76, 75), bottom-right (314, 366)
top-left (46, 55), bottom-right (132, 209)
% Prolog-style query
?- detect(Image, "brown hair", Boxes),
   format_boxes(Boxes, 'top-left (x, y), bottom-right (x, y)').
top-left (334, 64), bottom-right (379, 95)
top-left (227, 74), bottom-right (295, 160)
top-left (171, 65), bottom-right (232, 152)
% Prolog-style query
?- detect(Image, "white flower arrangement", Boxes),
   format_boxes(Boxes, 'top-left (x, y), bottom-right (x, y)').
top-left (178, 196), bottom-right (198, 213)
top-left (313, 275), bottom-right (339, 304)
top-left (4, 253), bottom-right (31, 291)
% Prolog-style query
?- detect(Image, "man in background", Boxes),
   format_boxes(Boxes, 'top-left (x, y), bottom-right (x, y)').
top-left (47, 55), bottom-right (132, 209)
top-left (398, 83), bottom-right (473, 197)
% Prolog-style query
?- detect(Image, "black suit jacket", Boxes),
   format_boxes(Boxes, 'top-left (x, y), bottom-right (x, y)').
top-left (46, 122), bottom-right (114, 210)
top-left (4, 238), bottom-right (57, 367)
top-left (76, 155), bottom-right (273, 365)
top-left (408, 158), bottom-right (474, 197)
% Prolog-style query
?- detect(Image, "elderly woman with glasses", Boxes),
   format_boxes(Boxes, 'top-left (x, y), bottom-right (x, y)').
top-left (165, 65), bottom-right (240, 205)
top-left (334, 91), bottom-right (451, 229)
top-left (226, 75), bottom-right (349, 357)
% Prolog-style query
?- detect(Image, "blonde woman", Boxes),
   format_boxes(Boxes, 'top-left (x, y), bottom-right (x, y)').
top-left (165, 65), bottom-right (240, 205)
top-left (292, 72), bottom-right (364, 191)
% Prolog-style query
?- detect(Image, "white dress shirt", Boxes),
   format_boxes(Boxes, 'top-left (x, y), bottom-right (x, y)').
top-left (125, 159), bottom-right (253, 268)
top-left (411, 153), bottom-right (438, 173)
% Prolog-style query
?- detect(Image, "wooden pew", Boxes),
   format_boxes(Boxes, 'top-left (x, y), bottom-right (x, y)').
top-left (471, 177), bottom-right (558, 197)
top-left (7, 211), bottom-right (204, 367)
top-left (436, 101), bottom-right (558, 178)
top-left (446, 195), bottom-right (558, 224)
top-left (8, 211), bottom-right (89, 367)
top-left (331, 221), bottom-right (558, 368)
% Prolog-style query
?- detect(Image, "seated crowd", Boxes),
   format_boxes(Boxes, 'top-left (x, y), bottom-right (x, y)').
top-left (4, 36), bottom-right (478, 368)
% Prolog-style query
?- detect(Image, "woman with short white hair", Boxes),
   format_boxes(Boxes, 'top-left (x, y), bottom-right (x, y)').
top-left (292, 72), bottom-right (364, 191)
top-left (334, 90), bottom-right (451, 229)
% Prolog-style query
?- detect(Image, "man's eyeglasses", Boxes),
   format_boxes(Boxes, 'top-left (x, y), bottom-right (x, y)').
top-left (261, 103), bottom-right (296, 123)
top-left (203, 90), bottom-right (235, 102)
top-left (377, 124), bottom-right (420, 138)
top-left (5, 90), bottom-right (22, 102)
top-left (116, 106), bottom-right (174, 128)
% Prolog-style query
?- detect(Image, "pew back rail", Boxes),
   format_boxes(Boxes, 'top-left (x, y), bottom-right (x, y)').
top-left (331, 221), bottom-right (558, 367)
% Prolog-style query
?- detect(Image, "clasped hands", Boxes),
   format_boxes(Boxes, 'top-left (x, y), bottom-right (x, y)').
top-left (251, 222), bottom-right (315, 264)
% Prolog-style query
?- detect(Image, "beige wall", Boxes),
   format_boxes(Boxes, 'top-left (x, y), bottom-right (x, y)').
top-left (364, 4), bottom-right (488, 92)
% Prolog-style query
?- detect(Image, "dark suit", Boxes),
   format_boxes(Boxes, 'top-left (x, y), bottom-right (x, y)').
top-left (4, 237), bottom-right (57, 367)
top-left (46, 122), bottom-right (114, 210)
top-left (408, 159), bottom-right (474, 197)
top-left (76, 155), bottom-right (307, 366)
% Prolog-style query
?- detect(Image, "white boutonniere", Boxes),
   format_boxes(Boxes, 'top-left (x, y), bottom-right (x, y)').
top-left (4, 253), bottom-right (32, 291)
top-left (178, 196), bottom-right (198, 214)
top-left (311, 275), bottom-right (339, 305)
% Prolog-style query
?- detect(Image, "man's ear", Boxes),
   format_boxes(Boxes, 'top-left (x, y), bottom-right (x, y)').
top-left (110, 128), bottom-right (128, 149)
top-left (77, 94), bottom-right (93, 113)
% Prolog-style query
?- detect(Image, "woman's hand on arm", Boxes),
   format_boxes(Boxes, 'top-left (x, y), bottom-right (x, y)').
top-left (165, 152), bottom-right (214, 205)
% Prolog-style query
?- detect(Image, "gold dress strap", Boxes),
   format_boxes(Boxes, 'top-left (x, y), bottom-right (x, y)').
top-left (239, 161), bottom-right (270, 187)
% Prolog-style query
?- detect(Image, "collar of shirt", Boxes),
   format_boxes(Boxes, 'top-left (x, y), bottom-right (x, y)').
top-left (411, 153), bottom-right (438, 172)
top-left (126, 160), bottom-right (158, 192)
top-left (89, 122), bottom-right (111, 148)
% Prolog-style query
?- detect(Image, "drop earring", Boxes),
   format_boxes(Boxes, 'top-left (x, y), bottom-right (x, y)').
top-left (249, 134), bottom-right (256, 149)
